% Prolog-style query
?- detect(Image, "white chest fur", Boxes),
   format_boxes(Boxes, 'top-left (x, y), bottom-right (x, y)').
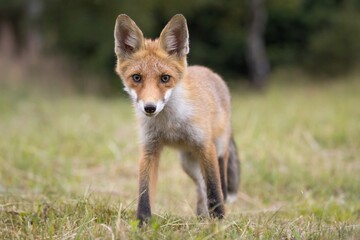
top-left (138, 84), bottom-right (204, 148)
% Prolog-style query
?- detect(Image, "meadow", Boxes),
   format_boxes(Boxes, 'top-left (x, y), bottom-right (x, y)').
top-left (0, 71), bottom-right (359, 239)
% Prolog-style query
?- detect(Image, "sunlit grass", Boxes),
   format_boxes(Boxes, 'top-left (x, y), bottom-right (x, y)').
top-left (1, 72), bottom-right (359, 239)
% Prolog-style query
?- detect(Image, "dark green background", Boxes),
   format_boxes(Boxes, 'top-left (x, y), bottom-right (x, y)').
top-left (1, 0), bottom-right (360, 83)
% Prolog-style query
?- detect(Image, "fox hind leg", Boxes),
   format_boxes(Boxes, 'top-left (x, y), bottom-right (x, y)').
top-left (199, 144), bottom-right (225, 218)
top-left (180, 152), bottom-right (208, 216)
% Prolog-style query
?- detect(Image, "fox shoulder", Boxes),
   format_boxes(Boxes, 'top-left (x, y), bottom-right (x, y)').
top-left (186, 65), bottom-right (231, 101)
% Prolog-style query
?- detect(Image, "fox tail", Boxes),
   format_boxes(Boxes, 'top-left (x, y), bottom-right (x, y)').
top-left (226, 136), bottom-right (241, 203)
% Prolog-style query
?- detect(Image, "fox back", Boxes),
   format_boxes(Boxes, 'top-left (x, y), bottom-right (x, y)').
top-left (114, 14), bottom-right (240, 225)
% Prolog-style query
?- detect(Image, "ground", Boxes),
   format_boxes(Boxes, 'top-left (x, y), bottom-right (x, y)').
top-left (0, 70), bottom-right (359, 239)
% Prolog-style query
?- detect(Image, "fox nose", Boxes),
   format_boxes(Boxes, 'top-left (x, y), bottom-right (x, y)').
top-left (144, 104), bottom-right (157, 114)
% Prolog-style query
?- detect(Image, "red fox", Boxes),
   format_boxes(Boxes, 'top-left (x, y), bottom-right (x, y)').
top-left (114, 14), bottom-right (240, 224)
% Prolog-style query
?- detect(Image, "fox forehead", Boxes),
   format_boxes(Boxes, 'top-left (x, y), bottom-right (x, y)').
top-left (123, 56), bottom-right (175, 76)
top-left (116, 39), bottom-right (186, 78)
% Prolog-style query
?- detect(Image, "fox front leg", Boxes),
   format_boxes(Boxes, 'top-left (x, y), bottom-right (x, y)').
top-left (136, 146), bottom-right (161, 225)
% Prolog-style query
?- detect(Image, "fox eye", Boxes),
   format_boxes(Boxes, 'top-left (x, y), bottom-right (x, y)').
top-left (132, 74), bottom-right (142, 82)
top-left (160, 75), bottom-right (170, 83)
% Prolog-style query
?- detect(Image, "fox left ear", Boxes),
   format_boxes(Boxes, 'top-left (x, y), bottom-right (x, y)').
top-left (114, 14), bottom-right (144, 59)
top-left (159, 14), bottom-right (189, 57)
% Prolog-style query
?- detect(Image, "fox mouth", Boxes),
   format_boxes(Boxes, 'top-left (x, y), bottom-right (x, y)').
top-left (145, 112), bottom-right (157, 117)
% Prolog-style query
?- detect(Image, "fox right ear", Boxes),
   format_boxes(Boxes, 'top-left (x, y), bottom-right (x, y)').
top-left (114, 14), bottom-right (144, 58)
top-left (159, 14), bottom-right (189, 57)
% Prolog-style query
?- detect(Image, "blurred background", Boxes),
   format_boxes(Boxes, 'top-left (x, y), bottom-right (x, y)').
top-left (1, 0), bottom-right (360, 93)
top-left (1, 2), bottom-right (360, 237)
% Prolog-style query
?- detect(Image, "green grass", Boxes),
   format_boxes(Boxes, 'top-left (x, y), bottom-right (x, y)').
top-left (1, 71), bottom-right (360, 239)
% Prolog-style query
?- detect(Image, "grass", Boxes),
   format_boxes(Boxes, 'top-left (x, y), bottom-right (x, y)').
top-left (0, 71), bottom-right (360, 239)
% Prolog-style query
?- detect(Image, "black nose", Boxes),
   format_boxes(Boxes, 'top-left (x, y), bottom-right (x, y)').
top-left (144, 104), bottom-right (156, 114)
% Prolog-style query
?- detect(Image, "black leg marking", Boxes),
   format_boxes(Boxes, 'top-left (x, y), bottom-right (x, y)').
top-left (206, 174), bottom-right (225, 218)
top-left (137, 181), bottom-right (151, 226)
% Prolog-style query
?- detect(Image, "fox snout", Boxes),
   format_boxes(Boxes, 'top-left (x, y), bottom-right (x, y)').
top-left (123, 86), bottom-right (172, 117)
top-left (130, 88), bottom-right (173, 117)
top-left (137, 99), bottom-right (167, 117)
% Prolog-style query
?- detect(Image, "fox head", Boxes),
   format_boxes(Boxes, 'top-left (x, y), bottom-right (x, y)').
top-left (114, 14), bottom-right (189, 117)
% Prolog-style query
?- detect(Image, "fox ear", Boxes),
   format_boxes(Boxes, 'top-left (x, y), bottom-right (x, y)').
top-left (114, 14), bottom-right (144, 58)
top-left (159, 14), bottom-right (189, 57)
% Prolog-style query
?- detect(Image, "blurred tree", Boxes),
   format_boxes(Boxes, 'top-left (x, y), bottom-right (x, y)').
top-left (0, 0), bottom-right (26, 56)
top-left (246, 0), bottom-right (270, 89)
top-left (0, 0), bottom-right (43, 57)
top-left (26, 0), bottom-right (43, 57)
